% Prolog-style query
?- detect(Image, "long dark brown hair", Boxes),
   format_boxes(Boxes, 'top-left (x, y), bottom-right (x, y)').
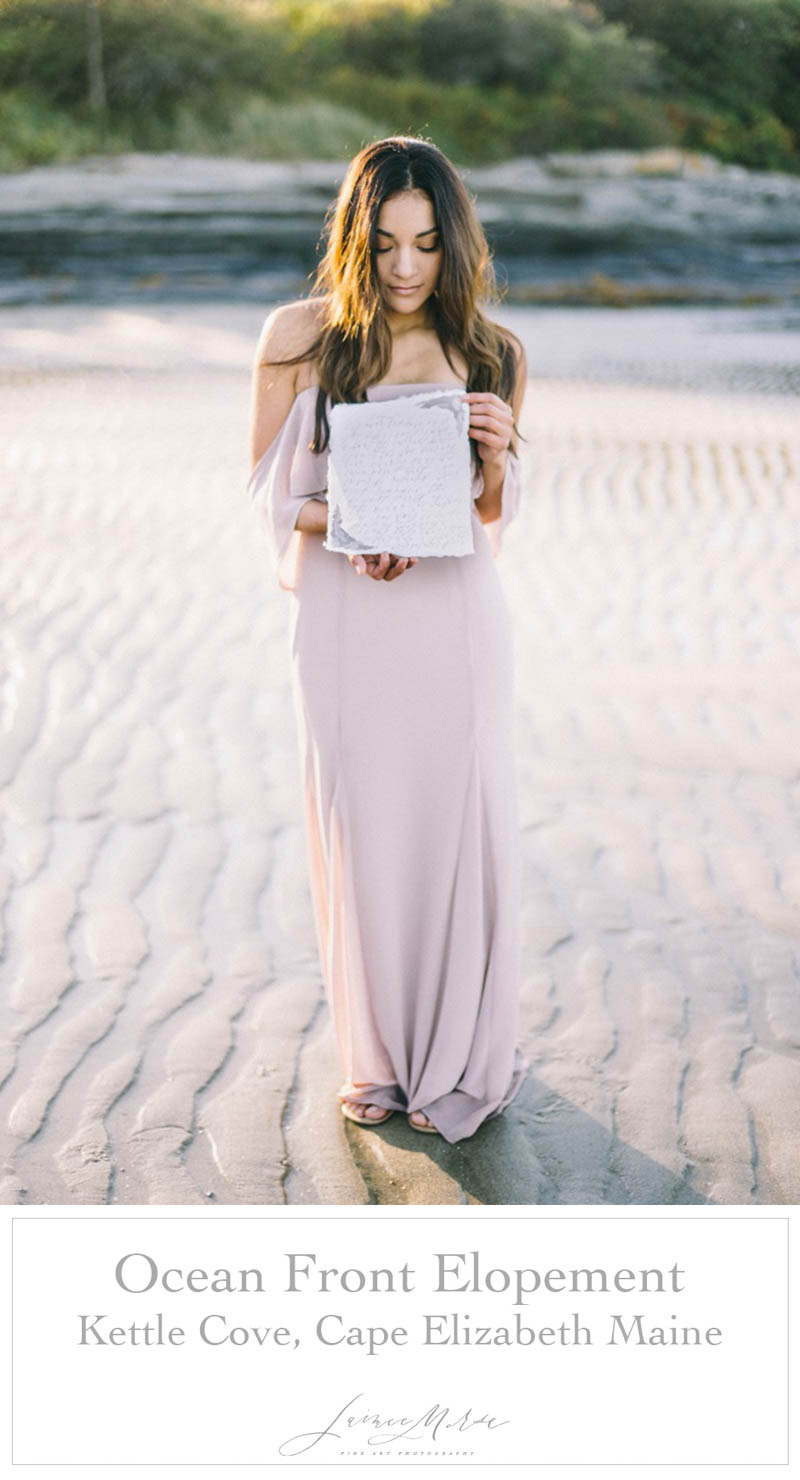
top-left (262, 134), bottom-right (525, 468)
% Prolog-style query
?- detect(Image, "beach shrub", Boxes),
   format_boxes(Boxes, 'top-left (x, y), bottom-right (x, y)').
top-left (170, 97), bottom-right (388, 161)
top-left (0, 0), bottom-right (796, 171)
top-left (599, 0), bottom-right (800, 154)
top-left (417, 0), bottom-right (575, 90)
top-left (666, 98), bottom-right (797, 171)
top-left (320, 67), bottom-right (530, 162)
top-left (0, 0), bottom-right (292, 114)
top-left (0, 86), bottom-right (132, 168)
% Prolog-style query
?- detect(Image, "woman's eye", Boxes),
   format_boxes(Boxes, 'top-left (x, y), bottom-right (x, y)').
top-left (374, 241), bottom-right (440, 254)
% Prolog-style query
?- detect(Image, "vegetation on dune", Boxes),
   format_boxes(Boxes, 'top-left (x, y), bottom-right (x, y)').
top-left (0, 0), bottom-right (797, 172)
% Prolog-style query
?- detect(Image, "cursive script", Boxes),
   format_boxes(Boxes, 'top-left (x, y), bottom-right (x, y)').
top-left (278, 1392), bottom-right (509, 1457)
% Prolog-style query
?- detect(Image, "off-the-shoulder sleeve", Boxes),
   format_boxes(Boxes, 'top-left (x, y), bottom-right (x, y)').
top-left (471, 447), bottom-right (524, 558)
top-left (247, 393), bottom-right (329, 592)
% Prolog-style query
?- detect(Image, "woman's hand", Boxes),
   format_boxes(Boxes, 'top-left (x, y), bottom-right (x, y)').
top-left (463, 390), bottom-right (514, 468)
top-left (347, 552), bottom-right (418, 580)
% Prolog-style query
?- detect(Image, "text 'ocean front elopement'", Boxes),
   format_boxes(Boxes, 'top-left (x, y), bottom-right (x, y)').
top-left (69, 1245), bottom-right (724, 1353)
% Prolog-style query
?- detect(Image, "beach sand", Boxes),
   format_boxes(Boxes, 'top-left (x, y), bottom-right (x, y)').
top-left (1, 303), bottom-right (798, 1206)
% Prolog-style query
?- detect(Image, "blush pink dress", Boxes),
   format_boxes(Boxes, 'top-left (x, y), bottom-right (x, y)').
top-left (248, 379), bottom-right (528, 1143)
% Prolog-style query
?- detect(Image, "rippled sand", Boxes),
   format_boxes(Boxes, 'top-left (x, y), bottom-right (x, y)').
top-left (1, 304), bottom-right (798, 1205)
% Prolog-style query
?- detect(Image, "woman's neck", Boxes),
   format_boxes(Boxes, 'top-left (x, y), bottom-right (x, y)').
top-left (384, 300), bottom-right (436, 337)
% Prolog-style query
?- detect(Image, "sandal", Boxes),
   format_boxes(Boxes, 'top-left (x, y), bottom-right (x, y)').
top-left (340, 1098), bottom-right (394, 1128)
top-left (407, 1109), bottom-right (440, 1135)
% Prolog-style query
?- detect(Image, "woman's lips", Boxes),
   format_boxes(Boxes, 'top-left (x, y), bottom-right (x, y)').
top-left (390, 285), bottom-right (421, 293)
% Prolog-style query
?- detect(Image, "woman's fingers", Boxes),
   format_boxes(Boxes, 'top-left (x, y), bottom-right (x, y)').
top-left (349, 552), bottom-right (379, 575)
top-left (370, 553), bottom-right (417, 579)
top-left (348, 551), bottom-right (418, 579)
top-left (469, 409), bottom-right (512, 433)
top-left (463, 392), bottom-right (513, 453)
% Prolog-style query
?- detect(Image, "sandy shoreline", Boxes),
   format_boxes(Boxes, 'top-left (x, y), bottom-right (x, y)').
top-left (1, 304), bottom-right (799, 1205)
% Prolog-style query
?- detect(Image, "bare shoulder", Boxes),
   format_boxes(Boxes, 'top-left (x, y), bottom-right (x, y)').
top-left (482, 318), bottom-right (527, 394)
top-left (254, 296), bottom-right (328, 387)
top-left (250, 298), bottom-right (329, 468)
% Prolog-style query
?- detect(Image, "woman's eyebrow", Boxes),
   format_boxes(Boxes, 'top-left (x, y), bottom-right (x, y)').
top-left (375, 226), bottom-right (439, 238)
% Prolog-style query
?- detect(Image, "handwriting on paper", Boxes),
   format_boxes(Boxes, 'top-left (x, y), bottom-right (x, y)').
top-left (325, 388), bottom-right (474, 558)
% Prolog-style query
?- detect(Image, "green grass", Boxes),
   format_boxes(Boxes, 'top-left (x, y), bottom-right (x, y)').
top-left (169, 97), bottom-right (391, 161)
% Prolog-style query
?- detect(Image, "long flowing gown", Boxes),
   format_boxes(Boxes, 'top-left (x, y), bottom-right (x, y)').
top-left (248, 379), bottom-right (528, 1143)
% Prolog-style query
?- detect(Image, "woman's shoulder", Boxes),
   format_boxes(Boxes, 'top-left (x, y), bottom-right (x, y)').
top-left (483, 317), bottom-right (527, 414)
top-left (255, 295), bottom-right (329, 389)
top-left (251, 297), bottom-right (331, 467)
top-left (483, 317), bottom-right (525, 370)
top-left (262, 293), bottom-right (329, 340)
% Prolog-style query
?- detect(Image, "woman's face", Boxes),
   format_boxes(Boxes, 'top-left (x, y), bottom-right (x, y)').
top-left (373, 189), bottom-right (442, 317)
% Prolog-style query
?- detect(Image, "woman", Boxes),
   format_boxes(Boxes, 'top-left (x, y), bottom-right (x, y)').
top-left (248, 135), bottom-right (528, 1143)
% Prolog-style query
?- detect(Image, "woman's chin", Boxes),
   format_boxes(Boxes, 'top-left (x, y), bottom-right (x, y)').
top-left (382, 289), bottom-right (435, 320)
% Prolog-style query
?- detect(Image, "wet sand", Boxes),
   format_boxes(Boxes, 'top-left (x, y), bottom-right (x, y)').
top-left (1, 304), bottom-right (798, 1205)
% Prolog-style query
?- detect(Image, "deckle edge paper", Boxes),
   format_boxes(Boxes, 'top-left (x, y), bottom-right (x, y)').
top-left (323, 388), bottom-right (475, 558)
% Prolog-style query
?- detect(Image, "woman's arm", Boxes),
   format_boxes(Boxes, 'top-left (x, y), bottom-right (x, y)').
top-left (250, 301), bottom-right (330, 535)
top-left (250, 303), bottom-right (304, 468)
top-left (293, 497), bottom-right (328, 533)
